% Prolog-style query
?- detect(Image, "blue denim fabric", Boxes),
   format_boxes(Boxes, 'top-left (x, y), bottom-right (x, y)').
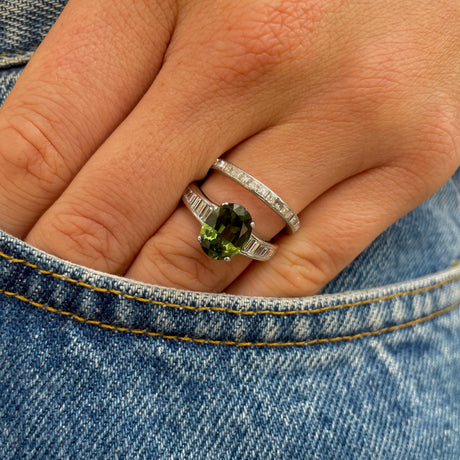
top-left (1, 2), bottom-right (459, 459)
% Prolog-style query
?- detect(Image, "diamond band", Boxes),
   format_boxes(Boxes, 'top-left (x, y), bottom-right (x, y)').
top-left (212, 159), bottom-right (300, 233)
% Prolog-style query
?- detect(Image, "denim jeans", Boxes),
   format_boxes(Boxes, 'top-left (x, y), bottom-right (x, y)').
top-left (1, 2), bottom-right (459, 459)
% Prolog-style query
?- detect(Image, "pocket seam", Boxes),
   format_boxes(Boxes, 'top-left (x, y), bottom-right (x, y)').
top-left (1, 249), bottom-right (459, 316)
top-left (1, 286), bottom-right (458, 347)
top-left (0, 46), bottom-right (38, 57)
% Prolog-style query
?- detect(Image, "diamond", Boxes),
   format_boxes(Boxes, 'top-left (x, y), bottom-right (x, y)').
top-left (274, 197), bottom-right (284, 209)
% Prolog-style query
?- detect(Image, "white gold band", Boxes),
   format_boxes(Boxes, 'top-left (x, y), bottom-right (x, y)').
top-left (212, 158), bottom-right (300, 233)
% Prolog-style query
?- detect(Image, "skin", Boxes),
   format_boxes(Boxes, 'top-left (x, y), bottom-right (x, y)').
top-left (0, 0), bottom-right (459, 297)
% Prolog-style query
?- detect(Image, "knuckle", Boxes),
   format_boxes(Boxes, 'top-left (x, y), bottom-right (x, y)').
top-left (0, 111), bottom-right (69, 193)
top-left (341, 33), bottom-right (431, 118)
top-left (343, 47), bottom-right (460, 175)
top-left (274, 239), bottom-right (338, 293)
top-left (42, 203), bottom-right (126, 272)
top-left (416, 100), bottom-right (460, 171)
top-left (204, 1), bottom-right (323, 85)
top-left (145, 230), bottom-right (223, 292)
top-left (344, 68), bottom-right (413, 123)
top-left (393, 98), bottom-right (460, 184)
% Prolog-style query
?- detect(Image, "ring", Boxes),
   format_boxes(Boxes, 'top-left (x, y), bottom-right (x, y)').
top-left (182, 159), bottom-right (300, 261)
top-left (212, 158), bottom-right (300, 233)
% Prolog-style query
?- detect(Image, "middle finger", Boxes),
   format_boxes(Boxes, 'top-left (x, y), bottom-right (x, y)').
top-left (24, 6), bottom-right (303, 273)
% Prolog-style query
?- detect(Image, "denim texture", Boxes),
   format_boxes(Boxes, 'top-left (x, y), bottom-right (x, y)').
top-left (0, 0), bottom-right (68, 68)
top-left (1, 1), bottom-right (460, 458)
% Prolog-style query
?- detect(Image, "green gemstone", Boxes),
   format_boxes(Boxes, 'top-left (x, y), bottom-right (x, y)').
top-left (199, 203), bottom-right (253, 260)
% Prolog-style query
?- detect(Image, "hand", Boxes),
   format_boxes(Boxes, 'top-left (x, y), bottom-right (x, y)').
top-left (1, 0), bottom-right (459, 296)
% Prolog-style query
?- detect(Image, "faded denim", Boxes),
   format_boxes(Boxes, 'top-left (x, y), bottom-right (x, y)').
top-left (1, 1), bottom-right (459, 459)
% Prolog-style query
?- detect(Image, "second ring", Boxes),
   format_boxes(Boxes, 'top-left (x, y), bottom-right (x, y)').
top-left (182, 158), bottom-right (300, 261)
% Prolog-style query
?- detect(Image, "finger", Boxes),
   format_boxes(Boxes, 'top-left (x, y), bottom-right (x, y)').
top-left (24, 69), bottom-right (280, 273)
top-left (226, 157), bottom-right (459, 297)
top-left (24, 2), bottom-right (318, 274)
top-left (0, 0), bottom-right (176, 236)
top-left (124, 119), bottom-right (379, 292)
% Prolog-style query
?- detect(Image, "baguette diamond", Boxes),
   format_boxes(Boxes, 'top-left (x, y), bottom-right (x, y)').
top-left (182, 158), bottom-right (300, 262)
top-left (212, 159), bottom-right (300, 233)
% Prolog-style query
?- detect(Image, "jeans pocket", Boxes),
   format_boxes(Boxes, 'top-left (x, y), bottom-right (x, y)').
top-left (0, 229), bottom-right (459, 459)
top-left (0, 229), bottom-right (459, 346)
top-left (0, 1), bottom-right (459, 457)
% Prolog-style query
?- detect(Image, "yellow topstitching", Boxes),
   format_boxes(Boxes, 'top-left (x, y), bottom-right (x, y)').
top-left (0, 287), bottom-right (458, 347)
top-left (1, 249), bottom-right (459, 316)
top-left (0, 46), bottom-right (37, 57)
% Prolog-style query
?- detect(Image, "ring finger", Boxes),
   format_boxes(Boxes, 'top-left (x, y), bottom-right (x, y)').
top-left (125, 117), bottom-right (377, 292)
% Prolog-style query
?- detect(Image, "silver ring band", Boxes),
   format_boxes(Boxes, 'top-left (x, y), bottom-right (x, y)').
top-left (183, 184), bottom-right (277, 261)
top-left (212, 158), bottom-right (300, 233)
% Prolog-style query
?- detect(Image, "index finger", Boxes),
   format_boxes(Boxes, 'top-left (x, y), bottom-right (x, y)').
top-left (0, 0), bottom-right (176, 236)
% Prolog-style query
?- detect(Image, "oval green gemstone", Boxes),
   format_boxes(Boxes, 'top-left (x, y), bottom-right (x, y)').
top-left (199, 203), bottom-right (253, 260)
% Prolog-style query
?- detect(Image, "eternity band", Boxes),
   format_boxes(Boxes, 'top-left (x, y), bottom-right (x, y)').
top-left (212, 158), bottom-right (300, 233)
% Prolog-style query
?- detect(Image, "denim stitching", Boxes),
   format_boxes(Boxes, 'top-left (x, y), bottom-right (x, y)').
top-left (0, 287), bottom-right (458, 347)
top-left (1, 250), bottom-right (459, 315)
top-left (0, 46), bottom-right (38, 57)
